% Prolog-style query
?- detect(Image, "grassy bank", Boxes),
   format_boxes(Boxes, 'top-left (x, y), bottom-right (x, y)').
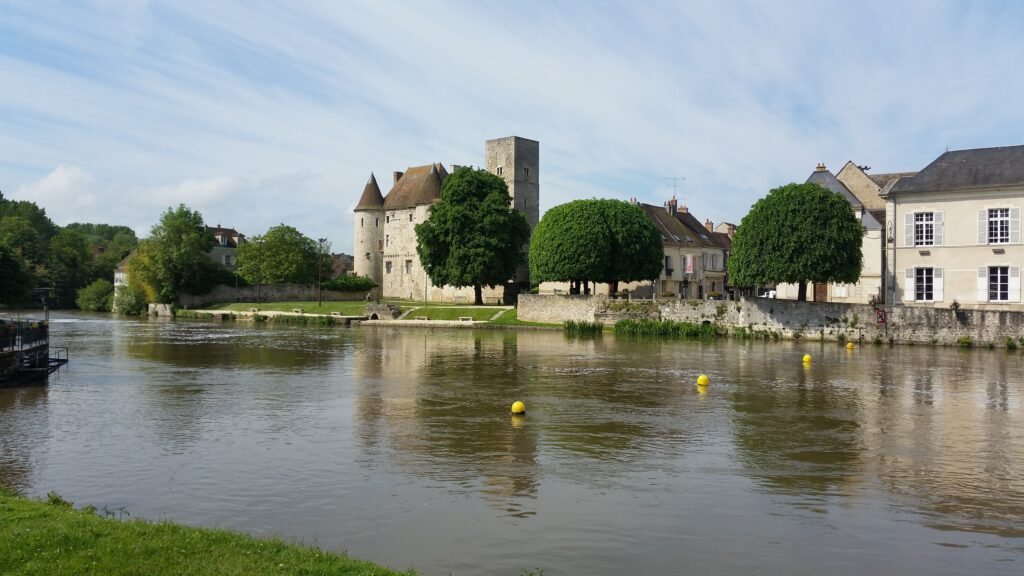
top-left (206, 301), bottom-right (407, 316)
top-left (0, 489), bottom-right (413, 576)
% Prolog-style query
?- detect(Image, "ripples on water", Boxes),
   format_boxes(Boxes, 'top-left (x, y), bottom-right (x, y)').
top-left (1, 313), bottom-right (1023, 574)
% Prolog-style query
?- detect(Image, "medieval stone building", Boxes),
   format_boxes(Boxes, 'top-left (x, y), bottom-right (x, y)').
top-left (353, 136), bottom-right (539, 302)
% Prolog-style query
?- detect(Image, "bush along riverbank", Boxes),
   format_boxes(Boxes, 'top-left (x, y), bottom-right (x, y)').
top-left (0, 489), bottom-right (414, 576)
top-left (613, 318), bottom-right (719, 339)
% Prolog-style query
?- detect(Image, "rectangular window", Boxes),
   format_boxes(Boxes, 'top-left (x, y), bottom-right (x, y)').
top-left (405, 260), bottom-right (412, 274)
top-left (915, 268), bottom-right (933, 301)
top-left (497, 166), bottom-right (503, 176)
top-left (988, 208), bottom-right (1010, 244)
top-left (664, 255), bottom-right (671, 276)
top-left (990, 266), bottom-right (1009, 301)
top-left (385, 235), bottom-right (390, 247)
top-left (914, 212), bottom-right (934, 246)
top-left (409, 213), bottom-right (413, 222)
top-left (385, 261), bottom-right (392, 274)
top-left (360, 217), bottom-right (364, 228)
top-left (386, 216), bottom-right (390, 224)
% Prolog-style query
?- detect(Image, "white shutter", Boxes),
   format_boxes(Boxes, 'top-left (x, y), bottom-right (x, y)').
top-left (933, 268), bottom-right (943, 302)
top-left (1011, 267), bottom-right (1021, 303)
top-left (1012, 208), bottom-right (1021, 244)
top-left (933, 211), bottom-right (943, 246)
top-left (978, 209), bottom-right (988, 244)
top-left (905, 213), bottom-right (915, 247)
top-left (978, 267), bottom-right (989, 302)
top-left (905, 268), bottom-right (915, 302)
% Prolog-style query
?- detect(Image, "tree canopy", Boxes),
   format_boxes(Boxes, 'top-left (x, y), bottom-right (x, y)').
top-left (235, 224), bottom-right (328, 285)
top-left (132, 204), bottom-right (219, 304)
top-left (0, 243), bottom-right (32, 306)
top-left (415, 167), bottom-right (531, 305)
top-left (529, 199), bottom-right (662, 293)
top-left (727, 182), bottom-right (863, 300)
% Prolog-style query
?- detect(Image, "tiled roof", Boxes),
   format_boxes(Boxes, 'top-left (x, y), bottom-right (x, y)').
top-left (890, 145), bottom-right (1024, 193)
top-left (638, 203), bottom-right (701, 247)
top-left (806, 169), bottom-right (862, 209)
top-left (674, 209), bottom-right (730, 249)
top-left (204, 226), bottom-right (244, 248)
top-left (382, 163), bottom-right (448, 210)
top-left (355, 173), bottom-right (385, 210)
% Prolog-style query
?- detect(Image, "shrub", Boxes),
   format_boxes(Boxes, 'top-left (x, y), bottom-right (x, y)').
top-left (613, 319), bottom-right (718, 339)
top-left (956, 336), bottom-right (972, 348)
top-left (1006, 337), bottom-right (1017, 350)
top-left (323, 275), bottom-right (377, 292)
top-left (76, 279), bottom-right (114, 311)
top-left (112, 283), bottom-right (148, 315)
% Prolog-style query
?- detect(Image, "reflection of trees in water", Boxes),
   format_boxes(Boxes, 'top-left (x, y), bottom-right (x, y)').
top-left (730, 364), bottom-right (865, 498)
top-left (0, 386), bottom-right (49, 492)
top-left (873, 353), bottom-right (1024, 538)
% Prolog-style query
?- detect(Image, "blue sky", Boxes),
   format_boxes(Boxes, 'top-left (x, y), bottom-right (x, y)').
top-left (3, 0), bottom-right (1024, 252)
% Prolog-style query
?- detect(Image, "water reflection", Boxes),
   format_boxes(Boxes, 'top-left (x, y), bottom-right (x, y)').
top-left (0, 385), bottom-right (48, 492)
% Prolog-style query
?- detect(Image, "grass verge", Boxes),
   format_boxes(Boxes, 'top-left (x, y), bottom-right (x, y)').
top-left (487, 309), bottom-right (560, 328)
top-left (206, 301), bottom-right (403, 316)
top-left (0, 489), bottom-right (413, 576)
top-left (404, 307), bottom-right (501, 321)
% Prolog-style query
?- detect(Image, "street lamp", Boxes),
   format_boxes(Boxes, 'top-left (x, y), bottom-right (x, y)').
top-left (317, 238), bottom-right (327, 307)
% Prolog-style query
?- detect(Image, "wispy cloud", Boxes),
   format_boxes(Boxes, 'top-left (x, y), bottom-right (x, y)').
top-left (3, 1), bottom-right (1024, 250)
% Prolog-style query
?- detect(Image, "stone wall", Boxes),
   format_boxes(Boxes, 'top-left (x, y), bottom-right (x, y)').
top-left (179, 284), bottom-right (370, 309)
top-left (517, 294), bottom-right (1024, 346)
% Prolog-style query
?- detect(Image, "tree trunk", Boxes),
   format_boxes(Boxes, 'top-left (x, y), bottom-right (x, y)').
top-left (569, 280), bottom-right (579, 295)
top-left (609, 281), bottom-right (619, 295)
top-left (583, 280), bottom-right (591, 295)
top-left (474, 284), bottom-right (483, 305)
top-left (797, 281), bottom-right (807, 302)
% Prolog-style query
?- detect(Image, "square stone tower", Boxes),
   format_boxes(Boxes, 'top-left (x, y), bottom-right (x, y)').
top-left (485, 136), bottom-right (538, 285)
top-left (485, 136), bottom-right (539, 231)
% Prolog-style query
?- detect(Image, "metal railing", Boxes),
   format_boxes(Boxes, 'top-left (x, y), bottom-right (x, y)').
top-left (0, 320), bottom-right (49, 352)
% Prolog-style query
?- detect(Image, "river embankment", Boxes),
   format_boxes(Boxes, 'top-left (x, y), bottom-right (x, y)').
top-left (0, 489), bottom-right (411, 576)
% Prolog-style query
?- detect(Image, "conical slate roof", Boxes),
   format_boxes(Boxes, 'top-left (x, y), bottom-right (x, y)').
top-left (355, 173), bottom-right (384, 210)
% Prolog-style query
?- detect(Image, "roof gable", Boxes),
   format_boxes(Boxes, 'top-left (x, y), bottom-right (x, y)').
top-left (382, 163), bottom-right (448, 210)
top-left (638, 203), bottom-right (701, 247)
top-left (806, 168), bottom-right (862, 209)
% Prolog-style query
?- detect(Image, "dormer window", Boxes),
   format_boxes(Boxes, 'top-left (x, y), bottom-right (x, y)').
top-left (219, 235), bottom-right (228, 246)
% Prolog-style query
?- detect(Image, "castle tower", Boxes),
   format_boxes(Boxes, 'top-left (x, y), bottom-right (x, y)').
top-left (353, 173), bottom-right (385, 287)
top-left (485, 137), bottom-right (539, 284)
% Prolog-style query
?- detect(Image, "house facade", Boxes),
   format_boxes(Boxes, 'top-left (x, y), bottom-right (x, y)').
top-left (353, 136), bottom-right (539, 302)
top-left (883, 145), bottom-right (1024, 309)
top-left (206, 226), bottom-right (245, 270)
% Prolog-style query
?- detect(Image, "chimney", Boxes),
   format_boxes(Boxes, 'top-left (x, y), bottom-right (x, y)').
top-left (679, 204), bottom-right (689, 214)
top-left (664, 195), bottom-right (678, 215)
top-left (815, 163), bottom-right (826, 172)
top-left (704, 219), bottom-right (713, 232)
top-left (393, 171), bottom-right (404, 183)
top-left (725, 223), bottom-right (735, 238)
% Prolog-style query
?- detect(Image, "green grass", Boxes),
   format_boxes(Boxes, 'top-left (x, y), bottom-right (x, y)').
top-left (564, 320), bottom-right (604, 335)
top-left (206, 301), bottom-right (412, 316)
top-left (0, 489), bottom-right (413, 576)
top-left (405, 307), bottom-right (502, 321)
top-left (487, 309), bottom-right (560, 327)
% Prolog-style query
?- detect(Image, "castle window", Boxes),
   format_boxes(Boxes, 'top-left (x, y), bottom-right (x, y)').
top-left (385, 235), bottom-right (390, 247)
top-left (364, 252), bottom-right (369, 260)
top-left (405, 260), bottom-right (412, 274)
top-left (409, 213), bottom-right (413, 222)
top-left (385, 261), bottom-right (392, 274)
top-left (497, 166), bottom-right (503, 176)
top-left (525, 167), bottom-right (529, 177)
top-left (386, 215), bottom-right (390, 224)
top-left (360, 217), bottom-right (363, 228)
top-left (375, 218), bottom-right (379, 227)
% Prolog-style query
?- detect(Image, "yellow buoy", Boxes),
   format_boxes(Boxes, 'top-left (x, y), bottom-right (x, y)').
top-left (846, 342), bottom-right (854, 350)
top-left (511, 401), bottom-right (526, 414)
top-left (696, 374), bottom-right (709, 386)
top-left (803, 354), bottom-right (812, 364)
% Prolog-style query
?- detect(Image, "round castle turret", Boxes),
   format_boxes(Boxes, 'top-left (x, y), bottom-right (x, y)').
top-left (353, 173), bottom-right (385, 287)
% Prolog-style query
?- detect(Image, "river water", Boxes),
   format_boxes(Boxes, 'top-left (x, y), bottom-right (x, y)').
top-left (1, 312), bottom-right (1022, 575)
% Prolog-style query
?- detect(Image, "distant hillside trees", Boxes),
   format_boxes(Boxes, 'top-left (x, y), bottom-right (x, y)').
top-left (529, 199), bottom-right (662, 294)
top-left (728, 182), bottom-right (863, 301)
top-left (235, 224), bottom-right (329, 285)
top-left (415, 168), bottom-right (531, 305)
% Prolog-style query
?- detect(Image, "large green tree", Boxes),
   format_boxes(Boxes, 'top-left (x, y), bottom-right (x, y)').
top-left (0, 244), bottom-right (32, 306)
top-left (134, 204), bottom-right (219, 303)
top-left (415, 167), bottom-right (531, 305)
top-left (529, 199), bottom-right (662, 294)
top-left (728, 182), bottom-right (863, 301)
top-left (235, 224), bottom-right (328, 285)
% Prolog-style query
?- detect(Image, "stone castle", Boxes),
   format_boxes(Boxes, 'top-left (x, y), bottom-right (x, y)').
top-left (353, 136), bottom-right (539, 302)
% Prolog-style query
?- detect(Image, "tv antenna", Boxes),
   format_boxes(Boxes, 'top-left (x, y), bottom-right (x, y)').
top-left (664, 177), bottom-right (686, 199)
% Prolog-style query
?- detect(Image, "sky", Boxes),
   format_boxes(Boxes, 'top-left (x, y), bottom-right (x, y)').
top-left (3, 0), bottom-right (1024, 253)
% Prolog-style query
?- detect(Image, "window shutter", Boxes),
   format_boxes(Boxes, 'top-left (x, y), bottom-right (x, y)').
top-left (933, 211), bottom-right (943, 246)
top-left (905, 213), bottom-right (915, 247)
top-left (978, 209), bottom-right (988, 244)
top-left (905, 268), bottom-right (915, 302)
top-left (933, 268), bottom-right (943, 302)
top-left (1012, 208), bottom-right (1021, 244)
top-left (1011, 267), bottom-right (1021, 303)
top-left (978, 267), bottom-right (989, 302)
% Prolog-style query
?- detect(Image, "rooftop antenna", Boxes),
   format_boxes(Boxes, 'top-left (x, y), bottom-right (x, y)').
top-left (664, 177), bottom-right (686, 199)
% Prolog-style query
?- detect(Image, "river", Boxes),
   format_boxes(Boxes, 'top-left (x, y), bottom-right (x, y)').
top-left (1, 312), bottom-right (1022, 575)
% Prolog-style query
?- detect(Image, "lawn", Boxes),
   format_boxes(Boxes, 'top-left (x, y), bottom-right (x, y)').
top-left (0, 490), bottom-right (413, 576)
top-left (487, 309), bottom-right (561, 327)
top-left (206, 301), bottom-right (409, 316)
top-left (403, 306), bottom-right (505, 321)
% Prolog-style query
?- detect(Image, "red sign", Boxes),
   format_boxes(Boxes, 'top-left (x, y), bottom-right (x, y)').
top-left (875, 309), bottom-right (886, 324)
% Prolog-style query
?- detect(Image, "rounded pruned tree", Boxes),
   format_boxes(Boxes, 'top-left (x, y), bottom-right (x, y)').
top-left (236, 224), bottom-right (325, 285)
top-left (415, 167), bottom-right (531, 305)
top-left (728, 182), bottom-right (863, 301)
top-left (529, 199), bottom-right (662, 294)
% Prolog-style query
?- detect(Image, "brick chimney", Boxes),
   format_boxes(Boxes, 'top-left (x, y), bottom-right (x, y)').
top-left (664, 195), bottom-right (678, 215)
top-left (679, 204), bottom-right (688, 214)
top-left (393, 171), bottom-right (404, 183)
top-left (815, 163), bottom-right (826, 172)
top-left (704, 219), bottom-right (713, 232)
